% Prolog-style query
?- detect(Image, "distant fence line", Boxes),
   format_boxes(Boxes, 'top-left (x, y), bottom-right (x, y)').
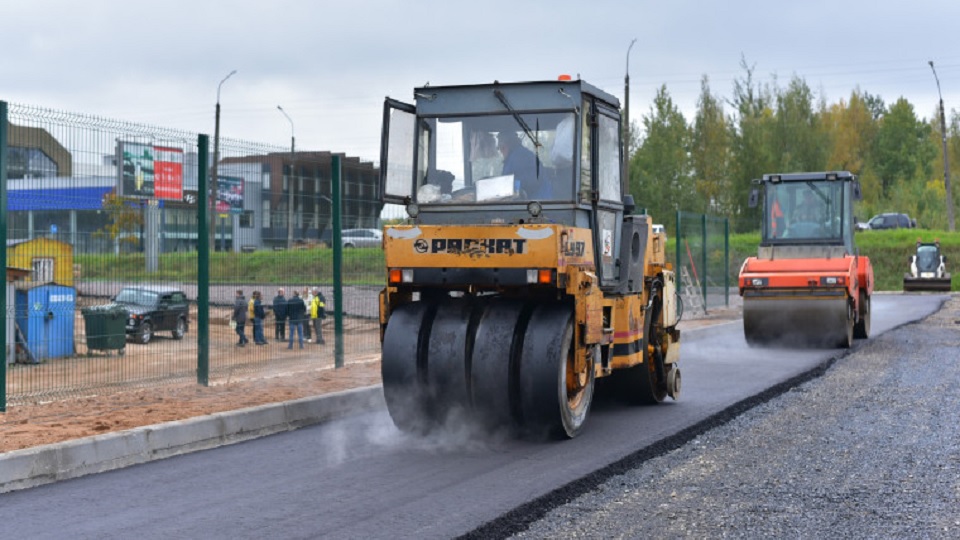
top-left (1, 100), bottom-right (383, 410)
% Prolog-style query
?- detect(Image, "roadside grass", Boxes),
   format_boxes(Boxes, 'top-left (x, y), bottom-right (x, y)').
top-left (75, 247), bottom-right (385, 286)
top-left (76, 229), bottom-right (958, 292)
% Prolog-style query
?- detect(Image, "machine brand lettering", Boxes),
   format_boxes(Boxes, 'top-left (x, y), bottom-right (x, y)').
top-left (426, 238), bottom-right (527, 254)
top-left (562, 240), bottom-right (586, 257)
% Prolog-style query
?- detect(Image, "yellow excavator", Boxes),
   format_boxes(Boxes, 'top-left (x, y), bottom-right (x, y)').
top-left (378, 78), bottom-right (681, 438)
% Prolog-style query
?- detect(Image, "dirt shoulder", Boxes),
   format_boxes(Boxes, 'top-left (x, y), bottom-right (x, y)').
top-left (0, 310), bottom-right (740, 454)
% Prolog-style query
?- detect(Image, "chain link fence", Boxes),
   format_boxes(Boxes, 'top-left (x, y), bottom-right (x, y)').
top-left (1, 101), bottom-right (382, 409)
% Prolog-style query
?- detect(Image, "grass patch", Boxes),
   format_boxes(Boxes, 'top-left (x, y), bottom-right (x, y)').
top-left (76, 230), bottom-right (958, 293)
top-left (75, 247), bottom-right (385, 286)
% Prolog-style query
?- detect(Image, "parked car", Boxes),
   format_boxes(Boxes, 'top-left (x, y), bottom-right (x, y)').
top-left (863, 212), bottom-right (917, 230)
top-left (320, 228), bottom-right (383, 248)
top-left (112, 286), bottom-right (189, 344)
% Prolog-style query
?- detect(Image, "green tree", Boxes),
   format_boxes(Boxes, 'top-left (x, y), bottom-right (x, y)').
top-left (691, 75), bottom-right (734, 215)
top-left (873, 98), bottom-right (935, 195)
top-left (770, 76), bottom-right (827, 172)
top-left (728, 58), bottom-right (775, 231)
top-left (629, 85), bottom-right (694, 231)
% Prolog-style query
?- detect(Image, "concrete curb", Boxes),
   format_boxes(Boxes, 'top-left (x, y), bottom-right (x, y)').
top-left (0, 385), bottom-right (385, 494)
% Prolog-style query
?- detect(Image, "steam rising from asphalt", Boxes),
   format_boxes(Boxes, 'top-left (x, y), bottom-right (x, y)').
top-left (314, 393), bottom-right (511, 469)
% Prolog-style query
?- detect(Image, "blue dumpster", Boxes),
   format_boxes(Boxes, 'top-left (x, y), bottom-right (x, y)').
top-left (15, 283), bottom-right (76, 361)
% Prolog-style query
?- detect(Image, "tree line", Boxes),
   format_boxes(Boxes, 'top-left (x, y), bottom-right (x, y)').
top-left (628, 59), bottom-right (959, 233)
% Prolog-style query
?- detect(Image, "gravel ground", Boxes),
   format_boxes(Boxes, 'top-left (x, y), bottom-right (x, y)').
top-left (510, 295), bottom-right (960, 539)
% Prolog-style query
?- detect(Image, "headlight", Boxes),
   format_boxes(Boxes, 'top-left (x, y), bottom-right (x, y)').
top-left (527, 201), bottom-right (542, 218)
top-left (820, 276), bottom-right (844, 286)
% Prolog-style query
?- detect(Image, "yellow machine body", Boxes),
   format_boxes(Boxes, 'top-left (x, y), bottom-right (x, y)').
top-left (377, 79), bottom-right (681, 438)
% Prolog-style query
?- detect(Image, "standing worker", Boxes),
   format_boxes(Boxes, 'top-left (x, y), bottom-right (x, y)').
top-left (302, 287), bottom-right (314, 343)
top-left (232, 289), bottom-right (248, 347)
top-left (286, 289), bottom-right (306, 349)
top-left (272, 288), bottom-right (288, 341)
top-left (252, 291), bottom-right (267, 345)
top-left (310, 288), bottom-right (326, 345)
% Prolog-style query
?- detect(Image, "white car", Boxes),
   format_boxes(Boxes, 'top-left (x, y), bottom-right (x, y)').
top-left (340, 228), bottom-right (383, 248)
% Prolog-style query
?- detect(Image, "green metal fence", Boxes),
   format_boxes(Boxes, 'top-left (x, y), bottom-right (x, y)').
top-left (1, 101), bottom-right (383, 409)
top-left (675, 211), bottom-right (731, 316)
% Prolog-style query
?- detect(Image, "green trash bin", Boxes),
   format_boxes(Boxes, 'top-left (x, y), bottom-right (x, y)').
top-left (82, 304), bottom-right (128, 355)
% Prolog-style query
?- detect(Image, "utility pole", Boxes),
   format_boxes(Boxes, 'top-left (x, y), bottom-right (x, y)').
top-left (929, 60), bottom-right (955, 231)
top-left (277, 106), bottom-right (295, 249)
top-left (623, 38), bottom-right (637, 196)
top-left (212, 70), bottom-right (237, 250)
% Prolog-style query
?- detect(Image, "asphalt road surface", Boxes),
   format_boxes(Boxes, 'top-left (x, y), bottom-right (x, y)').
top-left (0, 294), bottom-right (945, 539)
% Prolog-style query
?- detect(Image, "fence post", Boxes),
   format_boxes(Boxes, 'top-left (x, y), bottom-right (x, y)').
top-left (724, 218), bottom-right (730, 307)
top-left (197, 134), bottom-right (210, 386)
top-left (675, 210), bottom-right (681, 273)
top-left (0, 102), bottom-right (8, 412)
top-left (701, 213), bottom-right (708, 314)
top-left (331, 155), bottom-right (344, 369)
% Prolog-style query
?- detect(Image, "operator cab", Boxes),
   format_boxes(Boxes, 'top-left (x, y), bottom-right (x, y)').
top-left (380, 79), bottom-right (624, 230)
top-left (380, 78), bottom-right (630, 289)
top-left (751, 171), bottom-right (861, 257)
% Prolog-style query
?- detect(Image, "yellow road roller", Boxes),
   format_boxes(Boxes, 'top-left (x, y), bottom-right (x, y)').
top-left (378, 78), bottom-right (681, 438)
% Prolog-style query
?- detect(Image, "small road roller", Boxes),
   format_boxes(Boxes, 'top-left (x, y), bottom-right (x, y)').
top-left (739, 171), bottom-right (874, 348)
top-left (377, 78), bottom-right (681, 438)
top-left (904, 239), bottom-right (952, 292)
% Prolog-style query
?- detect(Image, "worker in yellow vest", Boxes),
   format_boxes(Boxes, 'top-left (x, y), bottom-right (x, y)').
top-left (310, 288), bottom-right (326, 345)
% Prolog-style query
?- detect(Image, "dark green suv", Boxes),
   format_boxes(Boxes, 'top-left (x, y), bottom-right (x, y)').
top-left (113, 286), bottom-right (189, 344)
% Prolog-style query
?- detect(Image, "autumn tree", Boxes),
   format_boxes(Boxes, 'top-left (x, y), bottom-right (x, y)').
top-left (95, 192), bottom-right (143, 250)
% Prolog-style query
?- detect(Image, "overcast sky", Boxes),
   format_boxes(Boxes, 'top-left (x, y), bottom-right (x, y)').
top-left (3, 0), bottom-right (960, 163)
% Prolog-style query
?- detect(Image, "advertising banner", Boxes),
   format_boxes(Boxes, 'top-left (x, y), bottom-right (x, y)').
top-left (153, 146), bottom-right (184, 200)
top-left (119, 142), bottom-right (154, 198)
top-left (217, 175), bottom-right (244, 214)
top-left (118, 142), bottom-right (184, 201)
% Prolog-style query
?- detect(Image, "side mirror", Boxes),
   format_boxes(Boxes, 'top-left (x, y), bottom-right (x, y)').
top-left (852, 181), bottom-right (863, 200)
top-left (748, 188), bottom-right (759, 209)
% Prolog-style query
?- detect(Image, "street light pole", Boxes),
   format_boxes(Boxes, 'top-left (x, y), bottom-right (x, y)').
top-left (929, 60), bottom-right (955, 231)
top-left (277, 105), bottom-right (295, 249)
top-left (212, 69), bottom-right (237, 251)
top-left (623, 38), bottom-right (637, 196)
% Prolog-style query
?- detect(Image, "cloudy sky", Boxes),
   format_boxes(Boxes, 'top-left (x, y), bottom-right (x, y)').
top-left (3, 0), bottom-right (959, 162)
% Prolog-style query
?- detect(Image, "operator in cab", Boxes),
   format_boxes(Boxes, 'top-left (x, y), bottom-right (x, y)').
top-left (498, 130), bottom-right (551, 199)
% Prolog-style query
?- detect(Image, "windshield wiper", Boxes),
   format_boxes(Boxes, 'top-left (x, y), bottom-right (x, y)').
top-left (493, 89), bottom-right (541, 150)
top-left (493, 88), bottom-right (544, 179)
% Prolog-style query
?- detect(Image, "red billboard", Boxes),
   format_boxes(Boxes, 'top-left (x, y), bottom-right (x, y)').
top-left (153, 146), bottom-right (184, 200)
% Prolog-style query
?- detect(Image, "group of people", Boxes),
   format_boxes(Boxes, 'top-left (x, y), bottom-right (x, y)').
top-left (231, 287), bottom-right (326, 349)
